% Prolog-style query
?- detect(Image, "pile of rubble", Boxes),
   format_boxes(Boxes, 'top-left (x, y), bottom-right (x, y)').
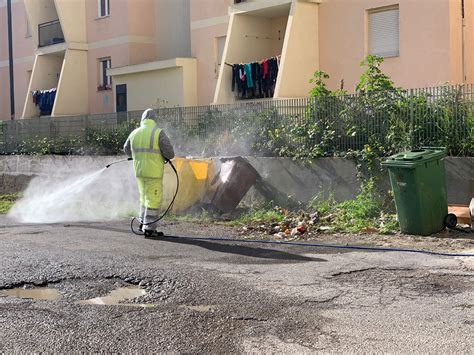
top-left (239, 207), bottom-right (336, 240)
top-left (237, 204), bottom-right (402, 239)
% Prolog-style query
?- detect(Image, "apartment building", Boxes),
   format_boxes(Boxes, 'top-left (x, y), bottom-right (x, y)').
top-left (0, 0), bottom-right (194, 120)
top-left (1, 0), bottom-right (473, 120)
top-left (200, 0), bottom-right (474, 104)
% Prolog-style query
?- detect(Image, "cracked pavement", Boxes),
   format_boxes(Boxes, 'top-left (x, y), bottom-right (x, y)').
top-left (0, 217), bottom-right (473, 353)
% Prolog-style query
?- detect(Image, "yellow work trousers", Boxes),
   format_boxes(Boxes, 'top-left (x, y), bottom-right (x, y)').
top-left (136, 177), bottom-right (163, 231)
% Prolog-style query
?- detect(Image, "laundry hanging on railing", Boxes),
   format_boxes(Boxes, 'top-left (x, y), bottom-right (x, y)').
top-left (32, 88), bottom-right (57, 116)
top-left (229, 55), bottom-right (280, 100)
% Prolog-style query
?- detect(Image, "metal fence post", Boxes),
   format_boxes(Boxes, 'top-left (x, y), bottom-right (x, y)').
top-left (82, 115), bottom-right (88, 141)
top-left (409, 88), bottom-right (414, 148)
top-left (0, 122), bottom-right (4, 154)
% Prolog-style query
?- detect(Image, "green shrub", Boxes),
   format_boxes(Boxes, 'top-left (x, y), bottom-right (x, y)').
top-left (17, 136), bottom-right (83, 155)
top-left (309, 180), bottom-right (398, 234)
top-left (85, 120), bottom-right (139, 155)
top-left (0, 193), bottom-right (19, 214)
top-left (332, 180), bottom-right (383, 232)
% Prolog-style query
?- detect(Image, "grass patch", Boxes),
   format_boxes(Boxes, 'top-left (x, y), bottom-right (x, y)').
top-left (0, 194), bottom-right (20, 214)
top-left (235, 209), bottom-right (286, 225)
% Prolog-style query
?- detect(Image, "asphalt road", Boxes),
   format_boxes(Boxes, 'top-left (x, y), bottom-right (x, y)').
top-left (0, 217), bottom-right (472, 353)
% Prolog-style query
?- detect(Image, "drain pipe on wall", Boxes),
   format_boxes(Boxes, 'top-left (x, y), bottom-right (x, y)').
top-left (7, 0), bottom-right (15, 120)
top-left (462, 0), bottom-right (466, 83)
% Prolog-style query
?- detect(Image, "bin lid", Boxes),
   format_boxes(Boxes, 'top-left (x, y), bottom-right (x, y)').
top-left (381, 147), bottom-right (446, 168)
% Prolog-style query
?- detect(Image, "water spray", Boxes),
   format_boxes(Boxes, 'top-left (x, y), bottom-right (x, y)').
top-left (105, 157), bottom-right (179, 236)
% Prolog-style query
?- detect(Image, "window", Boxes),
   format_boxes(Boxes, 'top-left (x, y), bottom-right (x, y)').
top-left (98, 0), bottom-right (110, 17)
top-left (368, 5), bottom-right (399, 57)
top-left (98, 58), bottom-right (112, 90)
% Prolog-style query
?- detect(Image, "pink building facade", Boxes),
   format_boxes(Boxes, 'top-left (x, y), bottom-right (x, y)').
top-left (85, 0), bottom-right (157, 116)
top-left (198, 0), bottom-right (474, 104)
top-left (0, 0), bottom-right (191, 120)
top-left (190, 0), bottom-right (229, 105)
top-left (1, 0), bottom-right (474, 120)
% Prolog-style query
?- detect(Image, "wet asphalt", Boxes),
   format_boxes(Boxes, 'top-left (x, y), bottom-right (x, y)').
top-left (0, 217), bottom-right (473, 353)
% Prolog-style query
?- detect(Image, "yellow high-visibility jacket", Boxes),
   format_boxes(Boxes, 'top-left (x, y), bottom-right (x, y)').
top-left (125, 119), bottom-right (164, 178)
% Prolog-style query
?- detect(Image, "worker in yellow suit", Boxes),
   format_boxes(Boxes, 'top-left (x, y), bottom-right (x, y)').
top-left (123, 108), bottom-right (175, 238)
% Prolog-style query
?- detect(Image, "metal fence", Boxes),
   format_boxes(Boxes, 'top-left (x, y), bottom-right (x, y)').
top-left (0, 113), bottom-right (120, 154)
top-left (1, 84), bottom-right (473, 157)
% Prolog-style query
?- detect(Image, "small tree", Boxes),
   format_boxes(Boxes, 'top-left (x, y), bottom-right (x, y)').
top-left (309, 70), bottom-right (331, 97)
top-left (356, 55), bottom-right (397, 93)
top-left (344, 55), bottom-right (405, 155)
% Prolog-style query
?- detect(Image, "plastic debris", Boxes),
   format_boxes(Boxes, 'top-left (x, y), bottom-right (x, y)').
top-left (274, 232), bottom-right (286, 239)
top-left (290, 228), bottom-right (299, 237)
top-left (297, 225), bottom-right (306, 234)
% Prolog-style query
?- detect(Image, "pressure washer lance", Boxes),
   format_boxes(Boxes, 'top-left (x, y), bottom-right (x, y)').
top-left (105, 157), bottom-right (133, 168)
top-left (105, 157), bottom-right (179, 236)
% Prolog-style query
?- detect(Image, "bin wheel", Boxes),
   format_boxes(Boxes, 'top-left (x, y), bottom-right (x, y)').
top-left (444, 213), bottom-right (458, 229)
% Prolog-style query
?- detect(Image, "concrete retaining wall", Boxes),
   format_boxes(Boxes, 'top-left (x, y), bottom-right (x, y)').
top-left (444, 158), bottom-right (474, 205)
top-left (0, 155), bottom-right (472, 205)
top-left (244, 157), bottom-right (360, 204)
top-left (246, 156), bottom-right (473, 205)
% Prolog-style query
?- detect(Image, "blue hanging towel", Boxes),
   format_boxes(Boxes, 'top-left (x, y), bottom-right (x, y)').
top-left (244, 63), bottom-right (254, 88)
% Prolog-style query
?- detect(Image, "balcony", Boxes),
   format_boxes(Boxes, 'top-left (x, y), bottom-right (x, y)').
top-left (38, 19), bottom-right (65, 48)
top-left (215, 0), bottom-right (319, 103)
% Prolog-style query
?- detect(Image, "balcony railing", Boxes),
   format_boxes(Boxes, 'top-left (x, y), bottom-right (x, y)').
top-left (38, 19), bottom-right (65, 48)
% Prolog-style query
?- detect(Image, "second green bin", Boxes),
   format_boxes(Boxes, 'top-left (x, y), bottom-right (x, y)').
top-left (382, 148), bottom-right (448, 235)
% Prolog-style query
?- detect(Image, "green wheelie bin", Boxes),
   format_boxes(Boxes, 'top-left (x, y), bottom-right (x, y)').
top-left (381, 147), bottom-right (448, 235)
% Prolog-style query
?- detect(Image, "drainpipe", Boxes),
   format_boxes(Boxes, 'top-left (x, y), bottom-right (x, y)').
top-left (7, 0), bottom-right (15, 120)
top-left (461, 0), bottom-right (466, 83)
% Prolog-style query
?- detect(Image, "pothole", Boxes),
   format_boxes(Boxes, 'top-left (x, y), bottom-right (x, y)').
top-left (0, 275), bottom-right (181, 306)
top-left (77, 286), bottom-right (154, 308)
top-left (0, 287), bottom-right (62, 301)
top-left (333, 269), bottom-right (472, 296)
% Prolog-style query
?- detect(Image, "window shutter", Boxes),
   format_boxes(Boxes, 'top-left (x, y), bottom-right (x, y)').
top-left (369, 7), bottom-right (399, 57)
top-left (105, 59), bottom-right (111, 86)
